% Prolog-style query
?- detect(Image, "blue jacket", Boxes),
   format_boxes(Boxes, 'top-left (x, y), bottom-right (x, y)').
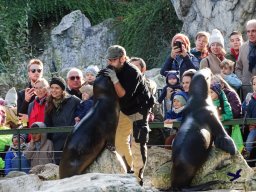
top-left (74, 98), bottom-right (94, 119)
top-left (5, 150), bottom-right (29, 175)
top-left (160, 53), bottom-right (199, 77)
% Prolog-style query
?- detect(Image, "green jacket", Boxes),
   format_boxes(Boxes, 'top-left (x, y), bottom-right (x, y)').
top-left (0, 157), bottom-right (4, 169)
top-left (212, 91), bottom-right (233, 122)
top-left (0, 126), bottom-right (12, 152)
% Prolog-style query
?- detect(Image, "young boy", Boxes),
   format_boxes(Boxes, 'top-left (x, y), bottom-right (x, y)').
top-left (226, 31), bottom-right (243, 62)
top-left (220, 59), bottom-right (242, 90)
top-left (74, 84), bottom-right (94, 124)
top-left (84, 65), bottom-right (99, 85)
top-left (164, 91), bottom-right (188, 123)
top-left (5, 134), bottom-right (29, 175)
top-left (24, 122), bottom-right (54, 167)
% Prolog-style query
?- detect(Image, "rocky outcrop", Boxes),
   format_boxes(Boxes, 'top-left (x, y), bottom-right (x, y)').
top-left (0, 173), bottom-right (144, 192)
top-left (170, 0), bottom-right (256, 47)
top-left (41, 10), bottom-right (117, 76)
top-left (151, 147), bottom-right (256, 191)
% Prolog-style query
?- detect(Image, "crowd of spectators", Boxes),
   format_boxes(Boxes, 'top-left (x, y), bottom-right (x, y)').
top-left (0, 18), bottom-right (256, 178)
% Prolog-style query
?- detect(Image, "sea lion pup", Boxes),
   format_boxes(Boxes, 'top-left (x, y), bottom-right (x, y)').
top-left (171, 68), bottom-right (236, 190)
top-left (59, 66), bottom-right (120, 179)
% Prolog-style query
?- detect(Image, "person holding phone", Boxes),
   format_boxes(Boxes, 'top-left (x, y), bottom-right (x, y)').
top-left (17, 59), bottom-right (44, 128)
top-left (160, 33), bottom-right (200, 78)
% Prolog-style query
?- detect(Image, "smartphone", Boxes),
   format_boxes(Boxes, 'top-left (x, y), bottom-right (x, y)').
top-left (173, 41), bottom-right (182, 52)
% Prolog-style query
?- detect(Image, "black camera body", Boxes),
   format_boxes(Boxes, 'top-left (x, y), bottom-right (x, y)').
top-left (173, 41), bottom-right (182, 52)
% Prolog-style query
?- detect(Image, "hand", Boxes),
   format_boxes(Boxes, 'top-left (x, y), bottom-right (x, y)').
top-left (25, 88), bottom-right (35, 102)
top-left (18, 113), bottom-right (28, 122)
top-left (166, 88), bottom-right (174, 99)
top-left (180, 44), bottom-right (188, 57)
top-left (104, 69), bottom-right (119, 84)
top-left (171, 46), bottom-right (180, 58)
top-left (164, 119), bottom-right (174, 124)
top-left (75, 117), bottom-right (80, 124)
top-left (249, 124), bottom-right (256, 131)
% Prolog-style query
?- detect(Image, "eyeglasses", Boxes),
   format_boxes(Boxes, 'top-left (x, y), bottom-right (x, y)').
top-left (69, 76), bottom-right (81, 81)
top-left (30, 69), bottom-right (42, 73)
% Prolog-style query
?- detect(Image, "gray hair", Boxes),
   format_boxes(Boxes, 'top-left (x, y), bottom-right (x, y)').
top-left (66, 67), bottom-right (83, 79)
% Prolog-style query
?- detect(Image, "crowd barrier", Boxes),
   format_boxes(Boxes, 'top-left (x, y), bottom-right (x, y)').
top-left (0, 118), bottom-right (255, 175)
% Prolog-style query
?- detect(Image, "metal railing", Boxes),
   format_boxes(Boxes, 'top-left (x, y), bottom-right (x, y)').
top-left (0, 118), bottom-right (255, 175)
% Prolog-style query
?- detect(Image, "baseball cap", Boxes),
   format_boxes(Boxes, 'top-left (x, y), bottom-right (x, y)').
top-left (106, 45), bottom-right (126, 59)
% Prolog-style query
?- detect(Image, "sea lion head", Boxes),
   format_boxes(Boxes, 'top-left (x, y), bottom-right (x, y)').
top-left (93, 66), bottom-right (118, 99)
top-left (189, 68), bottom-right (212, 101)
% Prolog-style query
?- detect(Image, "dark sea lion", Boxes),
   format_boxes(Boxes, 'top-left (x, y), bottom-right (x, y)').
top-left (171, 68), bottom-right (236, 190)
top-left (59, 67), bottom-right (120, 179)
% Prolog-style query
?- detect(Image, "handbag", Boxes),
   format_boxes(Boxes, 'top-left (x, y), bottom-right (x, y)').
top-left (231, 124), bottom-right (244, 153)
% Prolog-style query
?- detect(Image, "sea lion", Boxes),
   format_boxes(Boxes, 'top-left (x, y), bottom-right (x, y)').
top-left (59, 67), bottom-right (120, 179)
top-left (171, 68), bottom-right (236, 190)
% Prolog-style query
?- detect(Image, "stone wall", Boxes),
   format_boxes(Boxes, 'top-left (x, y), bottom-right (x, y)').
top-left (170, 0), bottom-right (256, 47)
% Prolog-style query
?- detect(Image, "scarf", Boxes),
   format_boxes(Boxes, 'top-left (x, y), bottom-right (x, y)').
top-left (173, 106), bottom-right (185, 114)
top-left (230, 48), bottom-right (239, 61)
top-left (10, 143), bottom-right (27, 151)
top-left (53, 98), bottom-right (64, 113)
top-left (248, 41), bottom-right (256, 72)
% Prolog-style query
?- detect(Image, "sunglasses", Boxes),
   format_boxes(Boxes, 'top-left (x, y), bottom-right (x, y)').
top-left (30, 69), bottom-right (42, 73)
top-left (69, 76), bottom-right (81, 81)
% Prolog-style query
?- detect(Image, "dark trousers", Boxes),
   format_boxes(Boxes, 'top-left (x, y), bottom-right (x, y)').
top-left (133, 108), bottom-right (150, 181)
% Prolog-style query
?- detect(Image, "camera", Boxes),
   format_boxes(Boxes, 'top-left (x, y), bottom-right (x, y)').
top-left (173, 41), bottom-right (182, 52)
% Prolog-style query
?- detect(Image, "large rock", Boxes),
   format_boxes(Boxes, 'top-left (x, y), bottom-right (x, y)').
top-left (151, 147), bottom-right (256, 191)
top-left (170, 0), bottom-right (256, 47)
top-left (41, 10), bottom-right (117, 75)
top-left (0, 173), bottom-right (144, 192)
top-left (85, 149), bottom-right (126, 174)
top-left (145, 68), bottom-right (165, 89)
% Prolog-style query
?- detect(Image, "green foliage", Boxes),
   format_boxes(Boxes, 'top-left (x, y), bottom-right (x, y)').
top-left (0, 0), bottom-right (182, 89)
top-left (0, 1), bottom-right (32, 88)
top-left (118, 0), bottom-right (182, 68)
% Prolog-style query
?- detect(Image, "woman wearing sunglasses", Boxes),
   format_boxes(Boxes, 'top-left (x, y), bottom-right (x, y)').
top-left (17, 59), bottom-right (44, 127)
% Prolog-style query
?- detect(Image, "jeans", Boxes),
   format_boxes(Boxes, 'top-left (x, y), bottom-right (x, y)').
top-left (245, 128), bottom-right (256, 153)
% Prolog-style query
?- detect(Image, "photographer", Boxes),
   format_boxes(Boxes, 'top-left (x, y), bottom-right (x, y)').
top-left (160, 33), bottom-right (199, 77)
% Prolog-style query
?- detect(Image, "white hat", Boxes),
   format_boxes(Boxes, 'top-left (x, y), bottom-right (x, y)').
top-left (5, 87), bottom-right (17, 107)
top-left (209, 29), bottom-right (224, 48)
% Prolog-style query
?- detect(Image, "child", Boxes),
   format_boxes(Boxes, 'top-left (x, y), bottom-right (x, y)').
top-left (212, 74), bottom-right (242, 119)
top-left (0, 106), bottom-right (12, 175)
top-left (243, 76), bottom-right (256, 158)
top-left (158, 70), bottom-right (182, 112)
top-left (210, 83), bottom-right (233, 129)
top-left (84, 65), bottom-right (99, 85)
top-left (220, 59), bottom-right (242, 90)
top-left (164, 91), bottom-right (188, 149)
top-left (164, 91), bottom-right (188, 123)
top-left (74, 84), bottom-right (94, 124)
top-left (24, 122), bottom-right (54, 167)
top-left (4, 134), bottom-right (29, 175)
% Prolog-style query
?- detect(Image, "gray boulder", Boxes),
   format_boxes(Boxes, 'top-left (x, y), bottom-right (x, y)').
top-left (151, 147), bottom-right (256, 191)
top-left (41, 10), bottom-right (117, 76)
top-left (170, 0), bottom-right (256, 48)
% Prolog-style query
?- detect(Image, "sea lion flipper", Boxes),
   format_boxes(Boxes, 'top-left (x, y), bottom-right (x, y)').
top-left (214, 135), bottom-right (237, 155)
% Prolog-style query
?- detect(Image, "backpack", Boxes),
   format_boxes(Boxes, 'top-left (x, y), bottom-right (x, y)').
top-left (11, 152), bottom-right (30, 173)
